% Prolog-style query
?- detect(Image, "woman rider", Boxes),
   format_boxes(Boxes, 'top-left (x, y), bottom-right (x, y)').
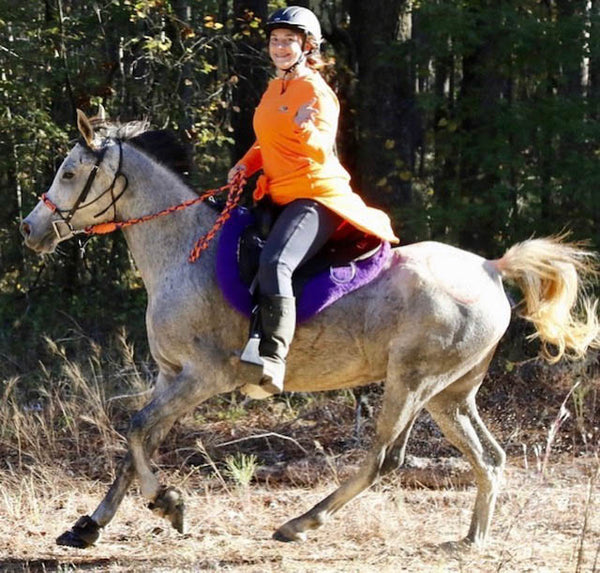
top-left (229, 6), bottom-right (399, 397)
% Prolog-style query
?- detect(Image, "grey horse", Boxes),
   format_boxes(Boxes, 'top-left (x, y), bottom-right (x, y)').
top-left (20, 110), bottom-right (600, 549)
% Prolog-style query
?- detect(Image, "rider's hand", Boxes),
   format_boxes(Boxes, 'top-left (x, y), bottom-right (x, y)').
top-left (228, 163), bottom-right (247, 184)
top-left (294, 98), bottom-right (318, 128)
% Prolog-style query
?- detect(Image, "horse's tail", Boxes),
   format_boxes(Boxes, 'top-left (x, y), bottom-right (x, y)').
top-left (493, 235), bottom-right (600, 363)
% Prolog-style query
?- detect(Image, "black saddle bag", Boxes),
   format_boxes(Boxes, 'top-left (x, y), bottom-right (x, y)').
top-left (238, 198), bottom-right (280, 287)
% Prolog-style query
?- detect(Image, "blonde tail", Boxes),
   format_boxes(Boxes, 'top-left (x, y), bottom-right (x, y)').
top-left (494, 235), bottom-right (600, 363)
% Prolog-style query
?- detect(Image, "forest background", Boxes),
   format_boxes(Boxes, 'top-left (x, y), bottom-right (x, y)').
top-left (0, 0), bottom-right (598, 386)
top-left (1, 4), bottom-right (599, 570)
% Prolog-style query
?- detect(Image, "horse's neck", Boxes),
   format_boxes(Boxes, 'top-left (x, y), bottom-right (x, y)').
top-left (117, 146), bottom-right (217, 294)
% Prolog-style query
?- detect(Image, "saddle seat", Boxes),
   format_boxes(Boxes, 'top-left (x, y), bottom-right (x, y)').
top-left (215, 206), bottom-right (391, 324)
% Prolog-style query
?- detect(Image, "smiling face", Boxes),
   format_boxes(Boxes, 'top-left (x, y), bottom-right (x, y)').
top-left (268, 28), bottom-right (306, 76)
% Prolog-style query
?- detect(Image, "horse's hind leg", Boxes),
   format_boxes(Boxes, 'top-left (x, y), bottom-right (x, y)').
top-left (274, 359), bottom-right (428, 542)
top-left (426, 351), bottom-right (505, 547)
top-left (379, 414), bottom-right (419, 474)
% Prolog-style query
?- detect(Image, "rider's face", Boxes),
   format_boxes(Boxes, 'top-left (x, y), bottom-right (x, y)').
top-left (269, 28), bottom-right (305, 74)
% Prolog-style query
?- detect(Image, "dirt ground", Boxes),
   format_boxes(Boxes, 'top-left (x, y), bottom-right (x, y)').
top-left (1, 455), bottom-right (598, 573)
top-left (1, 360), bottom-right (599, 572)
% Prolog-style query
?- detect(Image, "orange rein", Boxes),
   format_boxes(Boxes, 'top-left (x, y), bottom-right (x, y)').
top-left (44, 173), bottom-right (246, 263)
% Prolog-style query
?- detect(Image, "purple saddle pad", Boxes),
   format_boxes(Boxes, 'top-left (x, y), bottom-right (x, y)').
top-left (215, 207), bottom-right (391, 323)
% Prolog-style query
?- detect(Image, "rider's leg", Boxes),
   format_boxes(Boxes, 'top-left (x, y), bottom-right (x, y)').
top-left (242, 199), bottom-right (341, 397)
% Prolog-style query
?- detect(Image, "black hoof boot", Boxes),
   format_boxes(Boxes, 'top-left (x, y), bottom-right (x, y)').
top-left (148, 486), bottom-right (185, 533)
top-left (56, 515), bottom-right (101, 548)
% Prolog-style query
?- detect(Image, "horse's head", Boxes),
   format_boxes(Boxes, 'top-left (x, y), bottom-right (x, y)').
top-left (21, 109), bottom-right (129, 254)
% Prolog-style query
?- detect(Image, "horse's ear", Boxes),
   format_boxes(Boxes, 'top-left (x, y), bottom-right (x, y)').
top-left (96, 103), bottom-right (106, 122)
top-left (89, 104), bottom-right (107, 125)
top-left (76, 109), bottom-right (96, 149)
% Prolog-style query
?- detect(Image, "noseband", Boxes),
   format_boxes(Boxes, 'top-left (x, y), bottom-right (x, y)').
top-left (41, 140), bottom-right (128, 240)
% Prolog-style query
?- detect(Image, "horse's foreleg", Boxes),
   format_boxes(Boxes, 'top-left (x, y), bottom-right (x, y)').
top-left (426, 352), bottom-right (504, 547)
top-left (56, 457), bottom-right (137, 547)
top-left (56, 368), bottom-right (222, 548)
top-left (91, 454), bottom-right (135, 527)
top-left (93, 413), bottom-right (177, 527)
top-left (56, 433), bottom-right (155, 547)
top-left (274, 369), bottom-right (424, 542)
top-left (127, 367), bottom-right (225, 532)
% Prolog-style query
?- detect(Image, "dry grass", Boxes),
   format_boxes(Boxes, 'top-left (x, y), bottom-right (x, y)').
top-left (1, 332), bottom-right (599, 572)
top-left (0, 460), bottom-right (598, 572)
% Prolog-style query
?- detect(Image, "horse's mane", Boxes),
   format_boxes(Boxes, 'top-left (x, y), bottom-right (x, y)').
top-left (90, 119), bottom-right (191, 178)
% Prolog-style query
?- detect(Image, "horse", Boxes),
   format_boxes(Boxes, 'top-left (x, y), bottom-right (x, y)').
top-left (20, 110), bottom-right (600, 549)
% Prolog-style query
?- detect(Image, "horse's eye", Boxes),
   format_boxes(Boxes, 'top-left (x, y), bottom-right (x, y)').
top-left (62, 171), bottom-right (75, 180)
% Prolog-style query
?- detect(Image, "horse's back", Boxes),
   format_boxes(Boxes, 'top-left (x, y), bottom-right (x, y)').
top-left (286, 241), bottom-right (511, 392)
top-left (394, 241), bottom-right (504, 304)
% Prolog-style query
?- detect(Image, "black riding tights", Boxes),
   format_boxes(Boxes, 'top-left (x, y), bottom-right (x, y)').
top-left (258, 198), bottom-right (342, 297)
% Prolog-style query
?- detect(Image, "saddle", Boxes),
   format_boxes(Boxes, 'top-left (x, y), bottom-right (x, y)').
top-left (215, 204), bottom-right (391, 324)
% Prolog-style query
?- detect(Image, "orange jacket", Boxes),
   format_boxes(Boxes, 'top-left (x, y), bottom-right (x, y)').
top-left (239, 71), bottom-right (399, 244)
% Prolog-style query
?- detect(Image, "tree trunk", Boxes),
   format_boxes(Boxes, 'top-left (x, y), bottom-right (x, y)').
top-left (172, 0), bottom-right (195, 174)
top-left (455, 3), bottom-right (505, 253)
top-left (590, 0), bottom-right (600, 242)
top-left (346, 0), bottom-right (419, 240)
top-left (556, 0), bottom-right (585, 99)
top-left (591, 0), bottom-right (600, 119)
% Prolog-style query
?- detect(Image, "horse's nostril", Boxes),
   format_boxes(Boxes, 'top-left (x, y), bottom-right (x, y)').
top-left (20, 221), bottom-right (31, 238)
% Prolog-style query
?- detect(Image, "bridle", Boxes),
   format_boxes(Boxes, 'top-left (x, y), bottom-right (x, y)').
top-left (39, 137), bottom-right (246, 262)
top-left (41, 140), bottom-right (128, 241)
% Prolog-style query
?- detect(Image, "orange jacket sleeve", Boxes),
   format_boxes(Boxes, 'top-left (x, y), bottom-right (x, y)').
top-left (292, 86), bottom-right (338, 164)
top-left (238, 140), bottom-right (263, 176)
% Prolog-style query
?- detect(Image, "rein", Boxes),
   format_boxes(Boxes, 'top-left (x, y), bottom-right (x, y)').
top-left (40, 138), bottom-right (246, 263)
top-left (85, 175), bottom-right (245, 263)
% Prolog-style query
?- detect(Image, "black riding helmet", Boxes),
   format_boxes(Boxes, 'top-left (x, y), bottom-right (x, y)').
top-left (265, 6), bottom-right (322, 46)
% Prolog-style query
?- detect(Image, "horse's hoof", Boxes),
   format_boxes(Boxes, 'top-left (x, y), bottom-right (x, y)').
top-left (439, 538), bottom-right (478, 553)
top-left (56, 515), bottom-right (100, 548)
top-left (148, 486), bottom-right (185, 534)
top-left (273, 524), bottom-right (307, 543)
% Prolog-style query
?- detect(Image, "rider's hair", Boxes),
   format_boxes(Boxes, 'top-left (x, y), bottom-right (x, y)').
top-left (305, 36), bottom-right (324, 69)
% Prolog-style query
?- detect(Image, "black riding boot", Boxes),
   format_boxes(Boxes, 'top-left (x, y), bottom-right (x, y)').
top-left (258, 294), bottom-right (296, 396)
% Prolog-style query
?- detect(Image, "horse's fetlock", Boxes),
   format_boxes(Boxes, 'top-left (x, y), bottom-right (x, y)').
top-left (148, 486), bottom-right (185, 534)
top-left (148, 485), bottom-right (170, 516)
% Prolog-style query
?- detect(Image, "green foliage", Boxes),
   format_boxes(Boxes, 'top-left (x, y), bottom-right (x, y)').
top-left (0, 0), bottom-right (598, 378)
top-left (410, 0), bottom-right (599, 253)
top-left (224, 452), bottom-right (258, 487)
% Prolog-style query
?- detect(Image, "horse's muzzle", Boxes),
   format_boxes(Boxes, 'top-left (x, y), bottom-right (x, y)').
top-left (20, 216), bottom-right (58, 254)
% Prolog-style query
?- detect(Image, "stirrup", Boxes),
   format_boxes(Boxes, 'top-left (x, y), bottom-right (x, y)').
top-left (240, 334), bottom-right (263, 366)
top-left (239, 358), bottom-right (285, 400)
top-left (240, 378), bottom-right (283, 400)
